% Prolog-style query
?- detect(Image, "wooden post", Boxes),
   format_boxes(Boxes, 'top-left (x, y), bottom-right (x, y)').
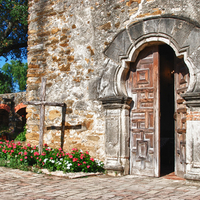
top-left (24, 77), bottom-right (66, 154)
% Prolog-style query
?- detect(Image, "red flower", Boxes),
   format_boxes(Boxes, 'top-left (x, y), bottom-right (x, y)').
top-left (20, 159), bottom-right (23, 161)
top-left (86, 151), bottom-right (89, 155)
top-left (25, 156), bottom-right (27, 159)
top-left (50, 157), bottom-right (53, 160)
top-left (34, 152), bottom-right (39, 156)
top-left (69, 155), bottom-right (73, 159)
top-left (87, 165), bottom-right (90, 168)
top-left (59, 147), bottom-right (62, 151)
top-left (90, 158), bottom-right (94, 162)
top-left (83, 161), bottom-right (86, 164)
top-left (73, 158), bottom-right (78, 162)
top-left (44, 143), bottom-right (48, 147)
top-left (27, 143), bottom-right (31, 147)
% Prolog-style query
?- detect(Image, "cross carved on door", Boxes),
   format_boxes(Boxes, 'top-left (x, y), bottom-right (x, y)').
top-left (25, 77), bottom-right (66, 154)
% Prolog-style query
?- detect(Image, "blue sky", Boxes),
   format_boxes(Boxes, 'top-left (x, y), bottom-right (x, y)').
top-left (0, 56), bottom-right (27, 68)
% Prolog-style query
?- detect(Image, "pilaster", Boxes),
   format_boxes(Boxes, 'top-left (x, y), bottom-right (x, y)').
top-left (182, 92), bottom-right (200, 180)
top-left (100, 96), bottom-right (132, 176)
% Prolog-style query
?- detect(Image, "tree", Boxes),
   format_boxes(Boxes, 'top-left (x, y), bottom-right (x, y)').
top-left (0, 71), bottom-right (13, 94)
top-left (0, 0), bottom-right (28, 60)
top-left (1, 60), bottom-right (27, 92)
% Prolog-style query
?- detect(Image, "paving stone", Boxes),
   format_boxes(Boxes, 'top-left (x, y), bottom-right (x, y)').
top-left (1, 167), bottom-right (200, 199)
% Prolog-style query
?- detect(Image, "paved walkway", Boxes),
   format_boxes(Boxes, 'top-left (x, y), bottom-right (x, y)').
top-left (0, 167), bottom-right (200, 200)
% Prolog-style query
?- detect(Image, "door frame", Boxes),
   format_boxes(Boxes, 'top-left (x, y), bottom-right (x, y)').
top-left (102, 17), bottom-right (198, 176)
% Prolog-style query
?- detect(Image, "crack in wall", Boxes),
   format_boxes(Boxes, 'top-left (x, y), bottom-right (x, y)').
top-left (125, 0), bottom-right (145, 28)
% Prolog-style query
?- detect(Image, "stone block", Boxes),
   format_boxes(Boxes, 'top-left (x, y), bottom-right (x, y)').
top-left (129, 22), bottom-right (144, 41)
top-left (48, 110), bottom-right (61, 120)
top-left (87, 135), bottom-right (100, 141)
top-left (182, 28), bottom-right (200, 56)
top-left (104, 30), bottom-right (132, 63)
top-left (158, 17), bottom-right (176, 36)
top-left (26, 132), bottom-right (39, 140)
top-left (98, 22), bottom-right (111, 31)
top-left (143, 18), bottom-right (160, 35)
top-left (171, 20), bottom-right (194, 49)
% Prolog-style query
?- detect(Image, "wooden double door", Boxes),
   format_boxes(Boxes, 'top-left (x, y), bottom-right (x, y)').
top-left (126, 45), bottom-right (189, 177)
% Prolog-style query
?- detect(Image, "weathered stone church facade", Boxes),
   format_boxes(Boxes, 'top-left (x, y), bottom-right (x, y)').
top-left (27, 0), bottom-right (200, 179)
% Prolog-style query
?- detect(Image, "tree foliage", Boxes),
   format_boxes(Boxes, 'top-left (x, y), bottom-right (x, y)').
top-left (1, 60), bottom-right (27, 93)
top-left (0, 71), bottom-right (13, 94)
top-left (0, 0), bottom-right (28, 59)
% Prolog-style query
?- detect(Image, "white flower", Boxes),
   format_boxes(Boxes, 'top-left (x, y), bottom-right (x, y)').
top-left (43, 158), bottom-right (48, 163)
top-left (51, 160), bottom-right (55, 163)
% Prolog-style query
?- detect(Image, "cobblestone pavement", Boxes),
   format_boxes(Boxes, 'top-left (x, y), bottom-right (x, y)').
top-left (1, 167), bottom-right (200, 200)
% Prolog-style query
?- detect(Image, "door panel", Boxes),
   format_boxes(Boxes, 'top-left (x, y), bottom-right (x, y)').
top-left (127, 45), bottom-right (189, 177)
top-left (127, 46), bottom-right (160, 177)
top-left (174, 57), bottom-right (189, 178)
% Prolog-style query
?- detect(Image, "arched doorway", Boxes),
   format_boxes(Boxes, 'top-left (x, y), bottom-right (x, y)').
top-left (102, 16), bottom-right (200, 178)
top-left (126, 44), bottom-right (189, 177)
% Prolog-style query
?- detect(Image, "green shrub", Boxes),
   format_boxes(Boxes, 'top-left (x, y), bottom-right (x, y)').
top-left (15, 124), bottom-right (27, 141)
top-left (0, 141), bottom-right (104, 173)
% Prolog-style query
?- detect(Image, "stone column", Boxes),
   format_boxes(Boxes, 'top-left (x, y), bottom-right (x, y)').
top-left (182, 92), bottom-right (200, 180)
top-left (100, 96), bottom-right (132, 176)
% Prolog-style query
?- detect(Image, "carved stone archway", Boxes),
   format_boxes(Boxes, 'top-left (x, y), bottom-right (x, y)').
top-left (100, 16), bottom-right (200, 179)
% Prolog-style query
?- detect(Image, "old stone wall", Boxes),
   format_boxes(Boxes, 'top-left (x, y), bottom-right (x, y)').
top-left (0, 92), bottom-right (26, 108)
top-left (27, 0), bottom-right (200, 161)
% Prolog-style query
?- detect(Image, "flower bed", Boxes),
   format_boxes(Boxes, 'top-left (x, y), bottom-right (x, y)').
top-left (0, 140), bottom-right (104, 173)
